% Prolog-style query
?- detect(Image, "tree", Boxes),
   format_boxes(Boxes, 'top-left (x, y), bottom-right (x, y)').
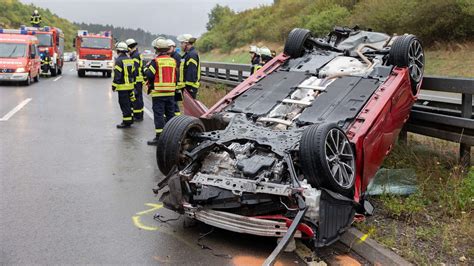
top-left (206, 4), bottom-right (234, 31)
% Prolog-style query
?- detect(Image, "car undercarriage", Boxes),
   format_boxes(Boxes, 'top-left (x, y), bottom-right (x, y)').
top-left (154, 26), bottom-right (424, 264)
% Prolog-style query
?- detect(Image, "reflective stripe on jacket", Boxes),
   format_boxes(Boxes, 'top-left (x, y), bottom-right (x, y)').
top-left (112, 54), bottom-right (135, 91)
top-left (31, 15), bottom-right (41, 24)
top-left (130, 49), bottom-right (145, 83)
top-left (182, 47), bottom-right (200, 89)
top-left (146, 55), bottom-right (177, 97)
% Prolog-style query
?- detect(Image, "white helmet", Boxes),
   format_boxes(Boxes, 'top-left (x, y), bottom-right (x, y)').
top-left (259, 47), bottom-right (272, 57)
top-left (167, 39), bottom-right (176, 47)
top-left (177, 34), bottom-right (195, 43)
top-left (153, 38), bottom-right (170, 49)
top-left (115, 42), bottom-right (128, 52)
top-left (249, 45), bottom-right (258, 53)
top-left (125, 38), bottom-right (137, 47)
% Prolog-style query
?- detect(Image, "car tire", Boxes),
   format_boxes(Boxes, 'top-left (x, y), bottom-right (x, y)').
top-left (389, 35), bottom-right (424, 92)
top-left (157, 115), bottom-right (205, 175)
top-left (58, 67), bottom-right (62, 75)
top-left (33, 71), bottom-right (40, 82)
top-left (299, 123), bottom-right (356, 197)
top-left (22, 74), bottom-right (31, 86)
top-left (284, 28), bottom-right (311, 58)
top-left (50, 65), bottom-right (58, 77)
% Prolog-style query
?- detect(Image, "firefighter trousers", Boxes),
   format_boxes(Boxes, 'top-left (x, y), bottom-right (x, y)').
top-left (118, 90), bottom-right (134, 124)
top-left (184, 85), bottom-right (198, 99)
top-left (133, 82), bottom-right (144, 119)
top-left (152, 96), bottom-right (175, 135)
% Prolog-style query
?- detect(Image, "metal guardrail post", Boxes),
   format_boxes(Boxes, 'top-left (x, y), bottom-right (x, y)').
top-left (226, 69), bottom-right (230, 80)
top-left (205, 67), bottom-right (209, 77)
top-left (238, 70), bottom-right (243, 82)
top-left (214, 67), bottom-right (219, 79)
top-left (460, 93), bottom-right (472, 166)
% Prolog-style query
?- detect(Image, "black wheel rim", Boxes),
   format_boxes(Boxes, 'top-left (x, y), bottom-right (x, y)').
top-left (324, 128), bottom-right (355, 189)
top-left (408, 39), bottom-right (424, 83)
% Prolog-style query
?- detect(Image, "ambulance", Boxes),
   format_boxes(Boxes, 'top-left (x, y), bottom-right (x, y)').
top-left (0, 28), bottom-right (41, 85)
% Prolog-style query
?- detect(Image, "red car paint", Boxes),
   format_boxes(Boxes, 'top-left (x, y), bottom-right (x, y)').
top-left (183, 54), bottom-right (420, 203)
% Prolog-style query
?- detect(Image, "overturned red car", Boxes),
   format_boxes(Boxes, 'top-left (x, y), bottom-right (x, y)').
top-left (154, 27), bottom-right (424, 260)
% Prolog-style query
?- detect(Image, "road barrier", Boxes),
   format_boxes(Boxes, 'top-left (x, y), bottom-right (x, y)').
top-left (200, 61), bottom-right (473, 165)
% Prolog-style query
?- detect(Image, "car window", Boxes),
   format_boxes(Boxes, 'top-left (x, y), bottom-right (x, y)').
top-left (0, 43), bottom-right (28, 58)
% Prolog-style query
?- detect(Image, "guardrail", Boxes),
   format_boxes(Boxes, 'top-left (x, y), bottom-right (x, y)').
top-left (200, 61), bottom-right (474, 165)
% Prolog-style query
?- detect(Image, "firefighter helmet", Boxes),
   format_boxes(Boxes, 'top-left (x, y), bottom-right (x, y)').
top-left (34, 10), bottom-right (39, 15)
top-left (115, 42), bottom-right (128, 52)
top-left (177, 34), bottom-right (196, 43)
top-left (152, 38), bottom-right (170, 49)
top-left (249, 45), bottom-right (258, 54)
top-left (167, 39), bottom-right (176, 47)
top-left (259, 47), bottom-right (272, 57)
top-left (125, 38), bottom-right (137, 47)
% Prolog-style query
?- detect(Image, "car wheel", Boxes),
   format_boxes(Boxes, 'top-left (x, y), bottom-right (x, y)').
top-left (22, 74), bottom-right (31, 86)
top-left (157, 115), bottom-right (205, 175)
top-left (389, 35), bottom-right (424, 92)
top-left (50, 65), bottom-right (58, 77)
top-left (58, 67), bottom-right (62, 75)
top-left (33, 71), bottom-right (39, 82)
top-left (284, 28), bottom-right (311, 58)
top-left (299, 123), bottom-right (356, 197)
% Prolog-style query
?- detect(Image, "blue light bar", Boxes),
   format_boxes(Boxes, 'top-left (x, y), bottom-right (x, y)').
top-left (44, 26), bottom-right (50, 31)
top-left (104, 31), bottom-right (110, 37)
top-left (20, 30), bottom-right (27, 34)
top-left (0, 28), bottom-right (3, 33)
top-left (82, 31), bottom-right (87, 36)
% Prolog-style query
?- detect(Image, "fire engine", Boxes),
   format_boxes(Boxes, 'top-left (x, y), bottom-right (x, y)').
top-left (0, 28), bottom-right (41, 85)
top-left (74, 30), bottom-right (114, 78)
top-left (24, 26), bottom-right (64, 76)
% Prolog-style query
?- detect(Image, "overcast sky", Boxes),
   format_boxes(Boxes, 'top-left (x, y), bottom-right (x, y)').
top-left (20, 0), bottom-right (273, 36)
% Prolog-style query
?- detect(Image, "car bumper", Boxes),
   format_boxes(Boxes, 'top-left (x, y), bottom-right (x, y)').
top-left (183, 203), bottom-right (303, 238)
top-left (77, 59), bottom-right (113, 71)
top-left (0, 73), bottom-right (29, 81)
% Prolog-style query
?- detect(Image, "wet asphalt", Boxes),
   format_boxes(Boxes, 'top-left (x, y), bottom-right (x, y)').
top-left (0, 63), bottom-right (302, 265)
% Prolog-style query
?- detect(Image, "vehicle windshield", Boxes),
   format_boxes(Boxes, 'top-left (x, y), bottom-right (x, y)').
top-left (0, 43), bottom-right (27, 58)
top-left (81, 37), bottom-right (111, 49)
top-left (36, 33), bottom-right (52, 47)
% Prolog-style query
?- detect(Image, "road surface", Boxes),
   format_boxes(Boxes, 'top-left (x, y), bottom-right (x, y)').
top-left (0, 63), bottom-right (309, 265)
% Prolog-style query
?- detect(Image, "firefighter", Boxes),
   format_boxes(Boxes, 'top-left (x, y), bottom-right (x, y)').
top-left (112, 42), bottom-right (136, 128)
top-left (30, 10), bottom-right (42, 27)
top-left (126, 38), bottom-right (145, 121)
top-left (254, 47), bottom-right (273, 72)
top-left (144, 38), bottom-right (177, 146)
top-left (167, 39), bottom-right (182, 116)
top-left (249, 45), bottom-right (261, 74)
top-left (177, 34), bottom-right (200, 99)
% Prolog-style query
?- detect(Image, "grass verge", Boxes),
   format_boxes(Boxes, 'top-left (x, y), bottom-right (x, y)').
top-left (355, 134), bottom-right (473, 264)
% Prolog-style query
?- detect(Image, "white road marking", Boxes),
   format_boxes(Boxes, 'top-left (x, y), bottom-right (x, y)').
top-left (53, 76), bottom-right (62, 82)
top-left (144, 107), bottom-right (153, 119)
top-left (0, 98), bottom-right (32, 121)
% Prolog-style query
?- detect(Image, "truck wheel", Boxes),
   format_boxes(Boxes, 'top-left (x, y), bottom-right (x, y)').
top-left (106, 71), bottom-right (112, 78)
top-left (22, 74), bottom-right (31, 86)
top-left (389, 35), bottom-right (424, 92)
top-left (299, 123), bottom-right (356, 197)
top-left (157, 115), bottom-right (205, 175)
top-left (50, 65), bottom-right (58, 77)
top-left (78, 70), bottom-right (85, 77)
top-left (33, 71), bottom-right (40, 82)
top-left (58, 67), bottom-right (62, 75)
top-left (284, 28), bottom-right (311, 58)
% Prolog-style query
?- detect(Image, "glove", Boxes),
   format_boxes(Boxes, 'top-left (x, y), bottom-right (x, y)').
top-left (112, 86), bottom-right (116, 92)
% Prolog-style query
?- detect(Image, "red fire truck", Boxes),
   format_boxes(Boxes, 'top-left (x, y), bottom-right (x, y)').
top-left (0, 28), bottom-right (41, 85)
top-left (24, 26), bottom-right (64, 76)
top-left (74, 30), bottom-right (114, 78)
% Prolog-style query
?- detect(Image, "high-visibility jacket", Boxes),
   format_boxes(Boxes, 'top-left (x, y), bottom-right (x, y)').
top-left (144, 55), bottom-right (177, 97)
top-left (180, 46), bottom-right (200, 89)
top-left (112, 54), bottom-right (135, 91)
top-left (250, 54), bottom-right (261, 74)
top-left (30, 15), bottom-right (41, 25)
top-left (129, 49), bottom-right (145, 83)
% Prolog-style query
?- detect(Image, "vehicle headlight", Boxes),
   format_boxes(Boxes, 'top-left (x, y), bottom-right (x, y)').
top-left (107, 61), bottom-right (114, 67)
top-left (16, 67), bottom-right (25, 73)
top-left (78, 60), bottom-right (85, 66)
